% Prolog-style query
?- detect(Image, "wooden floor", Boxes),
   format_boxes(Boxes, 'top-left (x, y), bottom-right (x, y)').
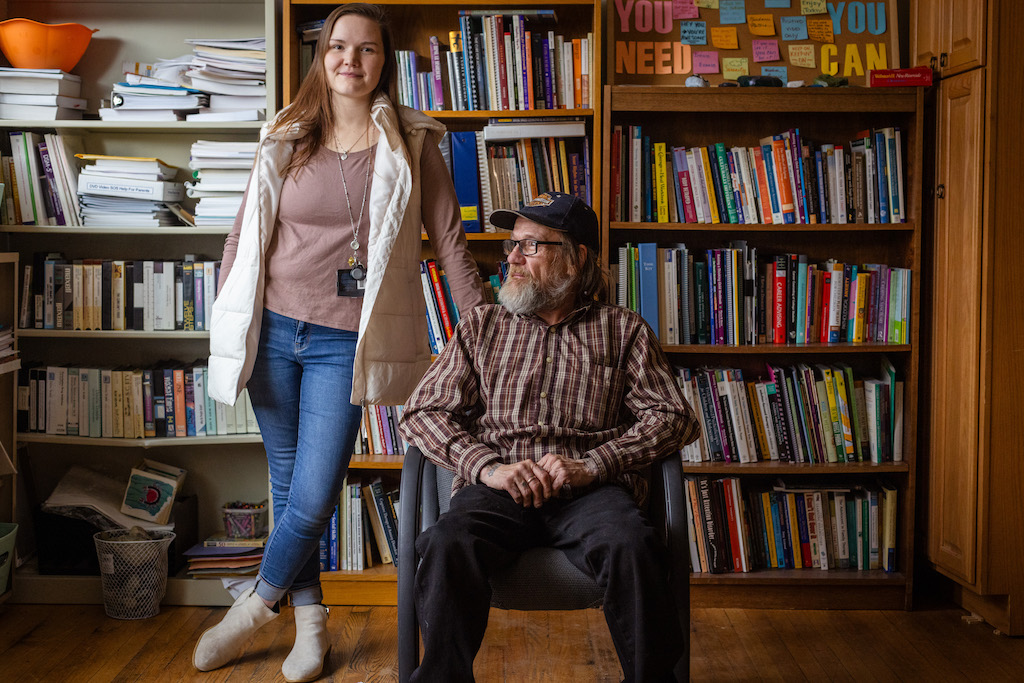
top-left (2, 602), bottom-right (1024, 681)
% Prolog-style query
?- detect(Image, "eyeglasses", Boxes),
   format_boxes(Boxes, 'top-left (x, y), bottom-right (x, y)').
top-left (502, 238), bottom-right (564, 256)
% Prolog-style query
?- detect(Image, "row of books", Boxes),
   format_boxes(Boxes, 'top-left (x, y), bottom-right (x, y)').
top-left (352, 405), bottom-right (408, 457)
top-left (419, 259), bottom-right (461, 354)
top-left (609, 125), bottom-right (906, 225)
top-left (18, 364), bottom-right (259, 440)
top-left (676, 359), bottom-right (903, 466)
top-left (0, 68), bottom-right (86, 121)
top-left (320, 476), bottom-right (399, 571)
top-left (685, 476), bottom-right (898, 574)
top-left (20, 256), bottom-right (220, 333)
top-left (3, 130), bottom-right (83, 226)
top-left (443, 126), bottom-right (591, 233)
top-left (615, 242), bottom-right (911, 346)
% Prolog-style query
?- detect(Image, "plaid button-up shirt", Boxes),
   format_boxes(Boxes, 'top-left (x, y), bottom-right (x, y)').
top-left (400, 301), bottom-right (700, 507)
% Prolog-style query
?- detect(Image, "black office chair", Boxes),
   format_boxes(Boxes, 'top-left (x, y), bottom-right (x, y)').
top-left (397, 446), bottom-right (690, 682)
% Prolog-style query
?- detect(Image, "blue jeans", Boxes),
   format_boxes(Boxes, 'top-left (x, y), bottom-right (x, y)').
top-left (246, 309), bottom-right (362, 607)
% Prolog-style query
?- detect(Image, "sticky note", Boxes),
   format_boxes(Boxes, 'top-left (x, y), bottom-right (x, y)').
top-left (719, 0), bottom-right (746, 24)
top-left (711, 26), bottom-right (739, 49)
top-left (788, 44), bottom-right (816, 68)
top-left (781, 16), bottom-right (809, 41)
top-left (748, 14), bottom-right (776, 36)
top-left (673, 0), bottom-right (700, 20)
top-left (693, 51), bottom-right (721, 74)
top-left (801, 0), bottom-right (827, 15)
top-left (807, 17), bottom-right (835, 43)
top-left (681, 21), bottom-right (708, 45)
top-left (696, 0), bottom-right (719, 8)
top-left (765, 0), bottom-right (791, 7)
top-left (761, 66), bottom-right (788, 82)
top-left (723, 57), bottom-right (750, 80)
top-left (752, 39), bottom-right (781, 62)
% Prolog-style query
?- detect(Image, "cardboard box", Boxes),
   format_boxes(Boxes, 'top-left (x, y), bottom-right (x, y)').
top-left (120, 459), bottom-right (187, 525)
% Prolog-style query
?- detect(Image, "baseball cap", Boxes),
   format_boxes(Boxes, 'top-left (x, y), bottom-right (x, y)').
top-left (489, 192), bottom-right (599, 252)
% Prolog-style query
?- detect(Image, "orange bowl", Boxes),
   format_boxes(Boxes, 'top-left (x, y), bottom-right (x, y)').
top-left (0, 18), bottom-right (97, 72)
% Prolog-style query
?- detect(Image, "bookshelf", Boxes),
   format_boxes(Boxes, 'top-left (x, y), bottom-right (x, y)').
top-left (280, 0), bottom-right (603, 605)
top-left (0, 0), bottom-right (277, 607)
top-left (601, 86), bottom-right (923, 610)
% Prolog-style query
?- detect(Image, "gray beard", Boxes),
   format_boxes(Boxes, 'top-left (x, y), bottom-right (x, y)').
top-left (498, 269), bottom-right (575, 316)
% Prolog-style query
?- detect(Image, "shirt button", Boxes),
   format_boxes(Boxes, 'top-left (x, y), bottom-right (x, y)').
top-left (546, 356), bottom-right (552, 363)
top-left (540, 391), bottom-right (547, 398)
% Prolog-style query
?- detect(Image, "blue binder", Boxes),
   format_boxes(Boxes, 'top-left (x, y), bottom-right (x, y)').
top-left (450, 130), bottom-right (481, 233)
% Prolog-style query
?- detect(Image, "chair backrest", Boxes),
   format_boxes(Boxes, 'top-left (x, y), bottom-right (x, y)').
top-left (430, 464), bottom-right (604, 610)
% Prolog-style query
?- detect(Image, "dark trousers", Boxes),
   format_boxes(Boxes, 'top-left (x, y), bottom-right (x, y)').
top-left (412, 484), bottom-right (683, 683)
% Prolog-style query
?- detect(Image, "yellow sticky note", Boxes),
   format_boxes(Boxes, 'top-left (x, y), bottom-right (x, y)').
top-left (800, 0), bottom-right (827, 14)
top-left (710, 26), bottom-right (739, 50)
top-left (696, 0), bottom-right (719, 8)
top-left (748, 14), bottom-right (776, 36)
top-left (807, 17), bottom-right (835, 43)
top-left (722, 57), bottom-right (750, 80)
top-left (788, 44), bottom-right (816, 68)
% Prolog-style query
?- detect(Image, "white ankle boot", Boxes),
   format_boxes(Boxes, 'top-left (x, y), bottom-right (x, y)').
top-left (192, 588), bottom-right (279, 671)
top-left (282, 604), bottom-right (331, 682)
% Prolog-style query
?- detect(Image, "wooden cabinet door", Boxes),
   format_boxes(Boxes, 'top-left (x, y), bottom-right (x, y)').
top-left (929, 69), bottom-right (985, 585)
top-left (910, 0), bottom-right (946, 69)
top-left (944, 0), bottom-right (987, 75)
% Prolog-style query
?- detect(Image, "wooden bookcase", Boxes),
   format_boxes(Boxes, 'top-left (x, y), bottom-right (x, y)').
top-left (914, 0), bottom-right (1024, 635)
top-left (0, 252), bottom-right (19, 603)
top-left (601, 86), bottom-right (924, 610)
top-left (0, 0), bottom-right (277, 607)
top-left (281, 0), bottom-right (603, 606)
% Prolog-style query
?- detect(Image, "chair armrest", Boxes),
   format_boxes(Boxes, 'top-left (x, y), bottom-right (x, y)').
top-left (652, 455), bottom-right (690, 678)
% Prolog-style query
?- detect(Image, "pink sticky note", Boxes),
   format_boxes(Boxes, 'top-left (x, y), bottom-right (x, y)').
top-left (673, 0), bottom-right (699, 19)
top-left (752, 39), bottom-right (781, 62)
top-left (693, 51), bottom-right (720, 74)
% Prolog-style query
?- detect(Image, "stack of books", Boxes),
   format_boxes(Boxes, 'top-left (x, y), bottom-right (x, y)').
top-left (0, 68), bottom-right (87, 120)
top-left (187, 140), bottom-right (257, 225)
top-left (75, 154), bottom-right (185, 226)
top-left (185, 535), bottom-right (266, 578)
top-left (183, 37), bottom-right (267, 122)
top-left (4, 131), bottom-right (83, 226)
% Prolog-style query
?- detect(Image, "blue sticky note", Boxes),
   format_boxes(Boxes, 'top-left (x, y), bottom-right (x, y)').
top-left (781, 15), bottom-right (809, 40)
top-left (681, 21), bottom-right (708, 45)
top-left (765, 0), bottom-right (791, 7)
top-left (761, 66), bottom-right (788, 82)
top-left (719, 0), bottom-right (746, 24)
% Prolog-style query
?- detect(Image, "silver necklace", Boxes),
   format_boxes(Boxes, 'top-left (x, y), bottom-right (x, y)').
top-left (337, 147), bottom-right (372, 280)
top-left (336, 119), bottom-right (371, 160)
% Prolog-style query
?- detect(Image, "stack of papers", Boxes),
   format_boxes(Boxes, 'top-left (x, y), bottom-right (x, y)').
top-left (0, 68), bottom-right (86, 120)
top-left (76, 154), bottom-right (186, 226)
top-left (188, 140), bottom-right (257, 225)
top-left (184, 37), bottom-right (267, 123)
top-left (99, 81), bottom-right (208, 122)
top-left (185, 543), bottom-right (264, 578)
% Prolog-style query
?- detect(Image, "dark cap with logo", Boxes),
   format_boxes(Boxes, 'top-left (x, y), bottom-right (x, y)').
top-left (489, 192), bottom-right (599, 252)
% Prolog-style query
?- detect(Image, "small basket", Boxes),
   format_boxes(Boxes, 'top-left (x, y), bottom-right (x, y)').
top-left (93, 529), bottom-right (175, 620)
top-left (222, 502), bottom-right (268, 539)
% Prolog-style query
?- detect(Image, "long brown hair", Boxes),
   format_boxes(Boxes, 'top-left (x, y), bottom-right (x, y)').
top-left (557, 235), bottom-right (607, 305)
top-left (272, 3), bottom-right (397, 176)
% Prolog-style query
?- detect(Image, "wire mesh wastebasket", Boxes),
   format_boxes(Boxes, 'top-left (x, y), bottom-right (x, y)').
top-left (93, 529), bottom-right (176, 619)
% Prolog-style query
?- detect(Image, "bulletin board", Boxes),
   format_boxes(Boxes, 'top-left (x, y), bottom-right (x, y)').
top-left (608, 0), bottom-right (901, 87)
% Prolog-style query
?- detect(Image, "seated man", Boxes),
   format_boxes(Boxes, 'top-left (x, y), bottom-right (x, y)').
top-left (399, 191), bottom-right (700, 683)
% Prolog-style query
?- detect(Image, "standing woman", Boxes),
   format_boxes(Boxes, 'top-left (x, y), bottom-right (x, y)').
top-left (198, 4), bottom-right (484, 680)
